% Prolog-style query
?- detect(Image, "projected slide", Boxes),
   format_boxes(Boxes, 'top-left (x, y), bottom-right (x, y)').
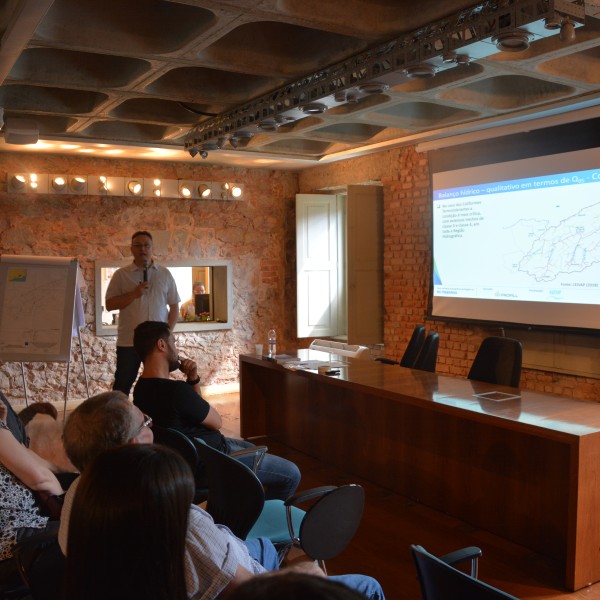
top-left (431, 147), bottom-right (600, 330)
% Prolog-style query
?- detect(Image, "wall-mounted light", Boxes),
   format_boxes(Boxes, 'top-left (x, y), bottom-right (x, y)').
top-left (220, 182), bottom-right (244, 200)
top-left (197, 183), bottom-right (212, 198)
top-left (7, 174), bottom-right (245, 201)
top-left (127, 179), bottom-right (143, 196)
top-left (8, 173), bottom-right (49, 192)
top-left (70, 177), bottom-right (87, 192)
top-left (10, 174), bottom-right (27, 191)
top-left (51, 176), bottom-right (66, 191)
top-left (179, 183), bottom-right (193, 198)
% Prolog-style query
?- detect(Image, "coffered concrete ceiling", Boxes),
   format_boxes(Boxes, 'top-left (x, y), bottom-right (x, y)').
top-left (1, 0), bottom-right (600, 169)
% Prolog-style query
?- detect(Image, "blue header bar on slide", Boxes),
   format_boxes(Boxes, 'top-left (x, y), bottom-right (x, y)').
top-left (434, 167), bottom-right (600, 201)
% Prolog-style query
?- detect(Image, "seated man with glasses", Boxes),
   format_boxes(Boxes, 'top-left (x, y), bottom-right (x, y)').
top-left (105, 230), bottom-right (180, 396)
top-left (58, 391), bottom-right (385, 600)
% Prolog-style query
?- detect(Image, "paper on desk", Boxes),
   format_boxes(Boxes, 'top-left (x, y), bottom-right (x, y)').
top-left (283, 359), bottom-right (346, 371)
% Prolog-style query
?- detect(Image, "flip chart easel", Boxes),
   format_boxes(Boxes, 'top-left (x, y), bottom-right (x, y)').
top-left (0, 255), bottom-right (89, 416)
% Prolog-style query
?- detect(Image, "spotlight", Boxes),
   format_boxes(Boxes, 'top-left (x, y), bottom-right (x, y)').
top-left (258, 119), bottom-right (279, 131)
top-left (200, 151), bottom-right (208, 159)
top-left (70, 177), bottom-right (86, 192)
top-left (198, 183), bottom-right (212, 198)
top-left (52, 176), bottom-right (66, 191)
top-left (492, 30), bottom-right (532, 52)
top-left (99, 176), bottom-right (108, 192)
top-left (404, 64), bottom-right (436, 78)
top-left (153, 179), bottom-right (161, 197)
top-left (300, 103), bottom-right (327, 114)
top-left (127, 180), bottom-right (143, 195)
top-left (358, 82), bottom-right (389, 94)
top-left (179, 184), bottom-right (192, 198)
top-left (231, 185), bottom-right (243, 199)
top-left (188, 147), bottom-right (199, 158)
top-left (10, 175), bottom-right (27, 191)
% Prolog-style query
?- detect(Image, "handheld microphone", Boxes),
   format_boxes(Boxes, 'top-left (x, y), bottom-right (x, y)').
top-left (143, 260), bottom-right (148, 282)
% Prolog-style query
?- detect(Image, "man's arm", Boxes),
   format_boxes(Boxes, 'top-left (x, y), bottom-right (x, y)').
top-left (105, 282), bottom-right (148, 311)
top-left (216, 565), bottom-right (254, 598)
top-left (179, 359), bottom-right (223, 430)
top-left (168, 302), bottom-right (179, 330)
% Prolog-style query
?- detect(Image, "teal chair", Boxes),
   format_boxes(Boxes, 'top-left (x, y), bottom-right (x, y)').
top-left (194, 439), bottom-right (364, 569)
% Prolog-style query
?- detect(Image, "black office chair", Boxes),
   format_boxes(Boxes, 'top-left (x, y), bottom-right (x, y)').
top-left (376, 324), bottom-right (426, 367)
top-left (152, 426), bottom-right (208, 503)
top-left (282, 484), bottom-right (364, 573)
top-left (410, 544), bottom-right (519, 600)
top-left (13, 531), bottom-right (64, 600)
top-left (413, 332), bottom-right (439, 372)
top-left (468, 337), bottom-right (522, 387)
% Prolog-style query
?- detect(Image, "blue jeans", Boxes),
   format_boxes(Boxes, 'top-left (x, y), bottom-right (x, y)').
top-left (224, 438), bottom-right (301, 501)
top-left (244, 537), bottom-right (385, 600)
top-left (113, 346), bottom-right (141, 396)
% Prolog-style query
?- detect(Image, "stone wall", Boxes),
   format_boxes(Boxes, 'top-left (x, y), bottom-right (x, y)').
top-left (3, 143), bottom-right (600, 409)
top-left (299, 146), bottom-right (600, 402)
top-left (0, 153), bottom-right (299, 407)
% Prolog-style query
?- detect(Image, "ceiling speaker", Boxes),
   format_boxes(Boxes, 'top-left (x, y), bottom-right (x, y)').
top-left (4, 118), bottom-right (39, 145)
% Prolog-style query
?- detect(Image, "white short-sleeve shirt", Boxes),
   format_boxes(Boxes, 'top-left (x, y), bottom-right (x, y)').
top-left (105, 262), bottom-right (180, 346)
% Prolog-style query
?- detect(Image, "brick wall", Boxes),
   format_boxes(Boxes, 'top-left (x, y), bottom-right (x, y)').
top-left (2, 143), bottom-right (599, 407)
top-left (299, 146), bottom-right (600, 402)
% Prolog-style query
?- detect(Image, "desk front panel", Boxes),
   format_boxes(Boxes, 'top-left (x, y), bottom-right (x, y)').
top-left (239, 353), bottom-right (600, 589)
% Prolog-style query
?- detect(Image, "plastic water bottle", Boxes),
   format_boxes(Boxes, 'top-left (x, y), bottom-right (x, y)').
top-left (268, 328), bottom-right (277, 357)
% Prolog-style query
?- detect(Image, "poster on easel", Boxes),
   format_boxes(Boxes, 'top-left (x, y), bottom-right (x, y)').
top-left (0, 255), bottom-right (78, 362)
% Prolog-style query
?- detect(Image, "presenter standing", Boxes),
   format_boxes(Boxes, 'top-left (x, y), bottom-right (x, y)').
top-left (106, 231), bottom-right (180, 395)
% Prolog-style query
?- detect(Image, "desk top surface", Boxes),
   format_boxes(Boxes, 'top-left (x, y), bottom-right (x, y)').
top-left (241, 349), bottom-right (600, 437)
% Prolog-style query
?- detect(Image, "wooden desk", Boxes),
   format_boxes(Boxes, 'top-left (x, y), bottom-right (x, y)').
top-left (240, 350), bottom-right (600, 591)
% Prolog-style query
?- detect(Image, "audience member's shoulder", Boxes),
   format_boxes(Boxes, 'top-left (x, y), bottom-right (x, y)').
top-left (229, 572), bottom-right (368, 600)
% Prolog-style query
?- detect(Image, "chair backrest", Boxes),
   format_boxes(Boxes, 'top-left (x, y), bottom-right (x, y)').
top-left (400, 325), bottom-right (427, 367)
top-left (152, 426), bottom-right (199, 475)
top-left (14, 532), bottom-right (64, 600)
top-left (467, 337), bottom-right (522, 387)
top-left (152, 426), bottom-right (209, 503)
top-left (410, 545), bottom-right (519, 600)
top-left (298, 484), bottom-right (364, 562)
top-left (194, 440), bottom-right (265, 540)
top-left (413, 332), bottom-right (439, 372)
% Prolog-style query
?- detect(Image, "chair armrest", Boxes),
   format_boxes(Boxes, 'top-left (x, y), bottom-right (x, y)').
top-left (375, 358), bottom-right (400, 365)
top-left (439, 546), bottom-right (482, 578)
top-left (284, 485), bottom-right (337, 506)
top-left (229, 445), bottom-right (268, 472)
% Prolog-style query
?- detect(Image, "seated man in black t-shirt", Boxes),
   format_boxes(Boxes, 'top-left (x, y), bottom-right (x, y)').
top-left (132, 321), bottom-right (300, 501)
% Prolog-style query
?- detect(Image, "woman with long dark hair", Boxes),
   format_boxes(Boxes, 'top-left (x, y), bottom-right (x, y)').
top-left (65, 444), bottom-right (193, 600)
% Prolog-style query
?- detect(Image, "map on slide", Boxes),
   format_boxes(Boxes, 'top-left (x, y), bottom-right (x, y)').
top-left (507, 201), bottom-right (600, 283)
